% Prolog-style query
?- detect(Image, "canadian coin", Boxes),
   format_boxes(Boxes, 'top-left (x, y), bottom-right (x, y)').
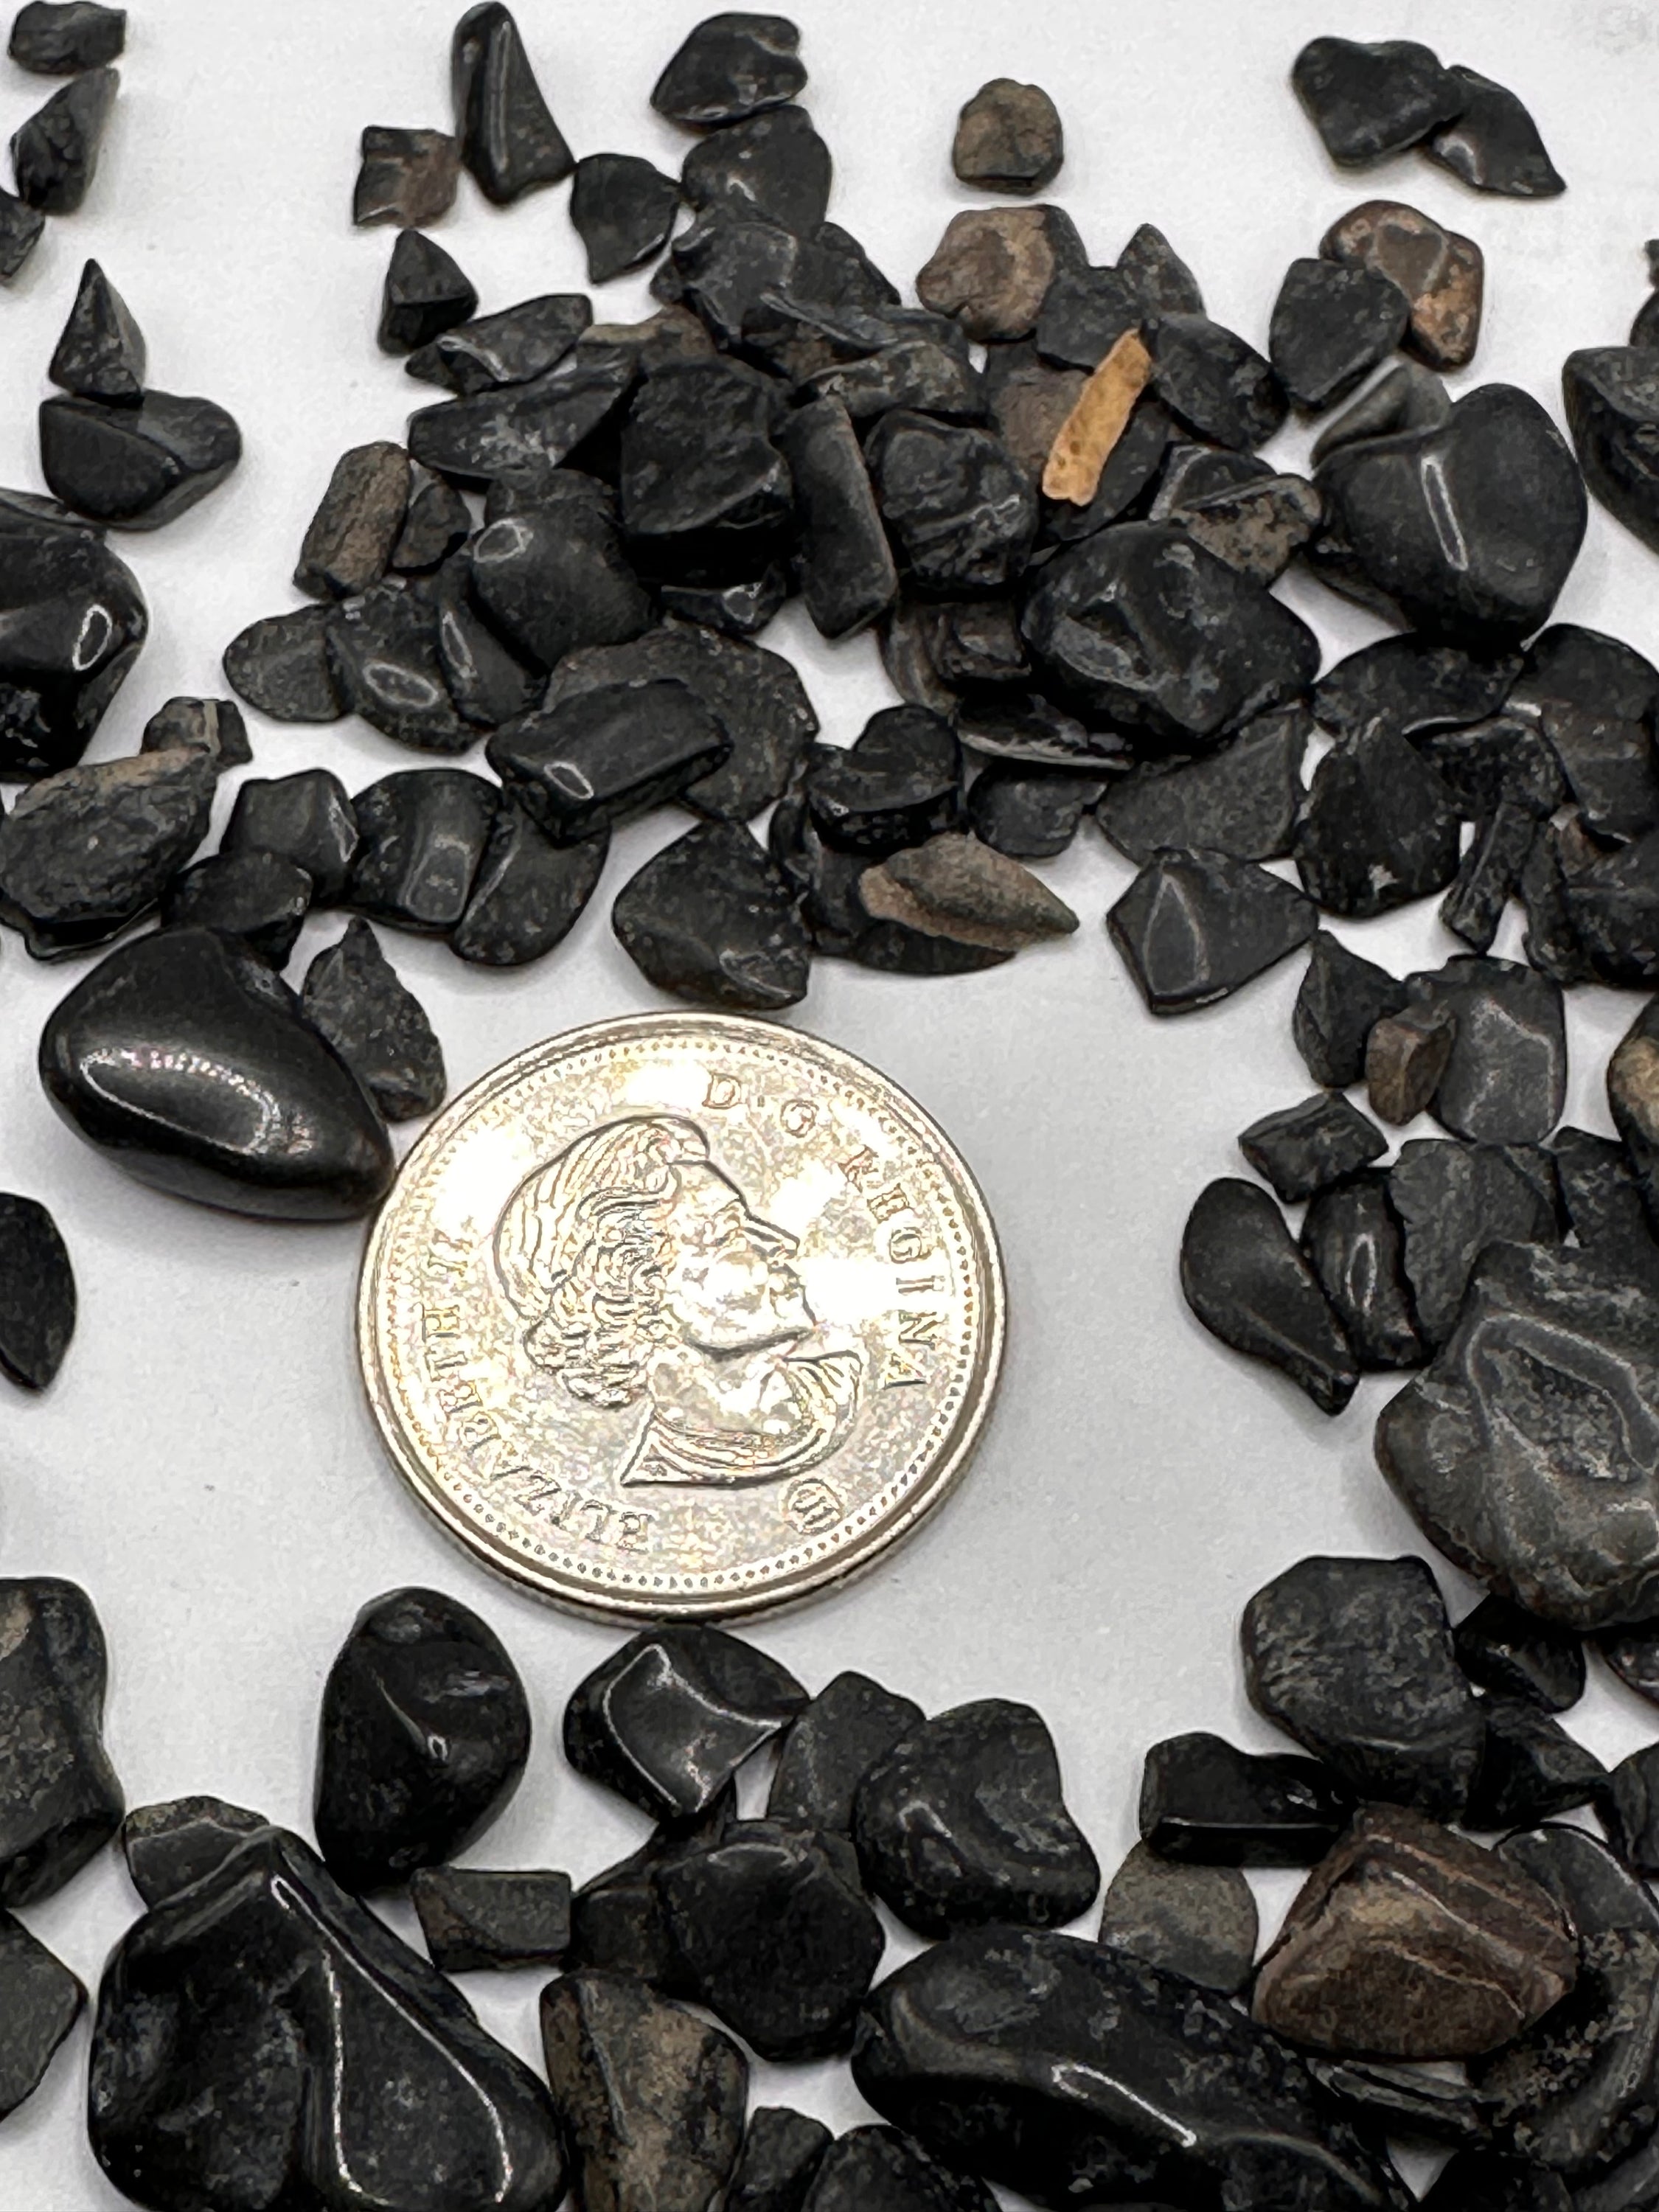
top-left (358, 1012), bottom-right (1005, 1619)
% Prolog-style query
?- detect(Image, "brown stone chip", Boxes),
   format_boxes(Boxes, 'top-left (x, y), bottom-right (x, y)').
top-left (917, 208), bottom-right (1079, 344)
top-left (294, 442), bottom-right (411, 602)
top-left (1042, 331), bottom-right (1152, 505)
top-left (952, 79), bottom-right (1064, 197)
top-left (1321, 201), bottom-right (1484, 372)
top-left (1367, 1004), bottom-right (1455, 1124)
top-left (1253, 1804), bottom-right (1577, 2060)
top-left (860, 834), bottom-right (1079, 950)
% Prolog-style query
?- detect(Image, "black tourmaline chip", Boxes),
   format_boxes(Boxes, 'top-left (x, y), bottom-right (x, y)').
top-left (490, 680), bottom-right (728, 843)
top-left (452, 799), bottom-right (606, 967)
top-left (40, 391), bottom-right (243, 532)
top-left (1408, 956), bottom-right (1567, 1147)
top-left (1292, 932), bottom-right (1409, 1090)
top-left (852, 1700), bottom-right (1098, 1938)
top-left (1181, 1178), bottom-right (1358, 1413)
top-left (467, 484), bottom-right (651, 670)
top-left (1439, 801), bottom-right (1538, 953)
top-left (803, 2129), bottom-right (998, 2212)
top-left (11, 65), bottom-right (116, 212)
top-left (451, 1), bottom-right (572, 202)
top-left (1301, 1172), bottom-right (1425, 1373)
top-left (1385, 1137), bottom-right (1557, 1347)
top-left (161, 850), bottom-right (313, 969)
top-left (1509, 622), bottom-right (1659, 839)
top-left (967, 766), bottom-right (1105, 859)
top-left (1313, 633), bottom-right (1521, 741)
top-left (223, 771), bottom-right (358, 904)
top-left (49, 258), bottom-right (145, 405)
top-left (613, 820), bottom-right (810, 1012)
top-left (1239, 1093), bottom-right (1387, 1204)
top-left (352, 126), bottom-right (461, 228)
top-left (1292, 37), bottom-right (1467, 167)
top-left (0, 189), bottom-right (44, 280)
top-left (1146, 313), bottom-right (1287, 451)
top-left (407, 295), bottom-right (592, 396)
top-left (1139, 1731), bottom-right (1354, 1867)
top-left (1464, 1698), bottom-right (1604, 1832)
top-left (222, 607), bottom-right (346, 725)
top-left (852, 1926), bottom-right (1412, 2212)
top-left (565, 1626), bottom-right (806, 1823)
top-left (1111, 854), bottom-right (1318, 1016)
top-left (348, 770), bottom-right (498, 933)
top-left (128, 1795), bottom-right (293, 1903)
top-left (10, 2), bottom-right (125, 73)
top-left (142, 695), bottom-right (251, 770)
top-left (409, 345), bottom-right (638, 484)
top-left (867, 412), bottom-right (1036, 594)
top-left (658, 1820), bottom-right (885, 2060)
top-left (0, 1579), bottom-right (122, 1905)
top-left (566, 1789), bottom-right (734, 1994)
top-left (1293, 728), bottom-right (1462, 918)
top-left (1425, 69), bottom-right (1565, 198)
top-left (1241, 1555), bottom-right (1486, 1819)
top-left (394, 465), bottom-right (471, 568)
top-left (571, 154), bottom-right (680, 284)
top-left (1098, 1842), bottom-right (1257, 1994)
top-left (620, 353), bottom-right (793, 570)
top-left (294, 442), bottom-right (411, 600)
top-left (653, 15), bottom-right (806, 128)
top-left (0, 1194), bottom-right (74, 1393)
top-left (379, 229), bottom-right (479, 356)
top-left (804, 709), bottom-right (961, 855)
top-left (681, 107), bottom-right (831, 234)
top-left (1268, 258), bottom-right (1409, 413)
top-left (302, 921), bottom-right (445, 1122)
top-left (1097, 710), bottom-right (1306, 866)
top-left (411, 1866), bottom-right (571, 1973)
top-left (0, 1910), bottom-right (83, 2121)
top-left (1455, 1596), bottom-right (1585, 1714)
top-left (769, 1671), bottom-right (923, 1834)
top-left (1565, 345), bottom-right (1659, 556)
top-left (91, 1812), bottom-right (564, 2212)
top-left (39, 928), bottom-right (395, 1220)
top-left (776, 397), bottom-right (899, 640)
top-left (325, 582), bottom-right (476, 754)
top-left (314, 1587), bottom-right (530, 1896)
top-left (728, 2108), bottom-right (831, 2212)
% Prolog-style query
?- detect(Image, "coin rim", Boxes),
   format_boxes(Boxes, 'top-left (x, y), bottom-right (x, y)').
top-left (357, 1010), bottom-right (1006, 1622)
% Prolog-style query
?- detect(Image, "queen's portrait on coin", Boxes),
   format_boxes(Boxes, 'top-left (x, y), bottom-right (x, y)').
top-left (494, 1114), bottom-right (864, 1486)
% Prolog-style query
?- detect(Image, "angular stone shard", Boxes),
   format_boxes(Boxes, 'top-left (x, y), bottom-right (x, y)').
top-left (451, 1), bottom-right (571, 203)
top-left (353, 125), bottom-right (460, 227)
top-left (161, 849), bottom-right (313, 968)
top-left (1034, 260), bottom-right (1139, 372)
top-left (860, 834), bottom-right (1077, 954)
top-left (490, 679), bottom-right (727, 843)
top-left (729, 2108), bottom-right (831, 2212)
top-left (1440, 801), bottom-right (1539, 953)
top-left (1180, 1178), bottom-right (1359, 1413)
top-left (1426, 68), bottom-right (1565, 198)
top-left (1293, 931), bottom-right (1409, 1090)
top-left (1099, 1841), bottom-right (1257, 1994)
top-left (1378, 1242), bottom-right (1659, 1630)
top-left (1366, 1004), bottom-right (1455, 1127)
top-left (41, 389), bottom-right (242, 532)
top-left (953, 77), bottom-right (1062, 195)
top-left (1565, 347), bottom-right (1659, 554)
top-left (1385, 1138), bottom-right (1557, 1346)
top-left (141, 694), bottom-right (250, 770)
top-left (348, 769), bottom-right (497, 934)
top-left (570, 154), bottom-right (678, 287)
top-left (852, 1925), bottom-right (1415, 2212)
top-left (379, 227), bottom-right (479, 355)
top-left (0, 188), bottom-right (44, 280)
top-left (652, 14), bottom-right (806, 129)
top-left (776, 395), bottom-right (897, 639)
top-left (49, 258), bottom-right (145, 405)
top-left (1420, 715), bottom-right (1565, 827)
top-left (0, 1579), bottom-right (122, 1904)
top-left (1408, 956), bottom-right (1566, 1147)
top-left (1301, 1172), bottom-right (1425, 1372)
top-left (223, 770), bottom-right (358, 905)
top-left (613, 820), bottom-right (810, 1011)
top-left (407, 295), bottom-right (592, 397)
top-left (411, 1865), bottom-right (571, 1972)
top-left (1610, 994), bottom-right (1659, 1224)
top-left (1239, 1092), bottom-right (1387, 1205)
top-left (0, 517), bottom-right (143, 776)
top-left (1242, 1555), bottom-right (1486, 1818)
top-left (10, 2), bottom-right (125, 73)
top-left (1139, 1730), bottom-right (1354, 1867)
top-left (1292, 37), bottom-right (1467, 167)
top-left (467, 486), bottom-right (650, 673)
top-left (302, 921), bottom-right (445, 1121)
top-left (1322, 201), bottom-right (1484, 372)
top-left (451, 797), bottom-right (605, 967)
top-left (0, 1910), bottom-right (83, 2121)
top-left (1455, 1596), bottom-right (1585, 1714)
top-left (803, 2129), bottom-right (997, 2212)
top-left (768, 1671), bottom-right (922, 1834)
top-left (1146, 312), bottom-right (1287, 451)
top-left (1110, 852), bottom-right (1318, 1015)
top-left (222, 605), bottom-right (345, 724)
top-left (90, 1815), bottom-right (564, 2212)
top-left (1294, 728), bottom-right (1462, 919)
top-left (0, 745), bottom-right (214, 959)
top-left (408, 347), bottom-right (637, 484)
top-left (804, 709), bottom-right (961, 854)
top-left (619, 355), bottom-right (791, 570)
top-left (917, 205), bottom-right (1082, 344)
top-left (967, 766), bottom-right (1103, 859)
top-left (1269, 257), bottom-right (1409, 413)
top-left (11, 64), bottom-right (116, 212)
top-left (326, 582), bottom-right (476, 754)
top-left (1465, 1697), bottom-right (1605, 1830)
top-left (1314, 633), bottom-right (1520, 742)
top-left (681, 107), bottom-right (830, 234)
top-left (1252, 1804), bottom-right (1576, 2060)
top-left (1166, 469), bottom-right (1322, 585)
top-left (852, 1700), bottom-right (1097, 1938)
top-left (394, 464), bottom-right (471, 570)
top-left (869, 411), bottom-right (1036, 594)
top-left (0, 1193), bottom-right (74, 1392)
top-left (294, 442), bottom-right (410, 601)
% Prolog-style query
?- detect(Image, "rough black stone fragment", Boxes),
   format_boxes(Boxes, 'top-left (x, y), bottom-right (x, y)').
top-left (728, 2108), bottom-right (830, 2212)
top-left (614, 818), bottom-right (809, 1010)
top-left (467, 483), bottom-right (650, 673)
top-left (349, 769), bottom-right (497, 934)
top-left (0, 189), bottom-right (43, 281)
top-left (953, 690), bottom-right (1127, 771)
top-left (120, 1796), bottom-right (265, 1907)
top-left (301, 921), bottom-right (444, 1121)
top-left (0, 1580), bottom-right (122, 1904)
top-left (1293, 931), bottom-right (1409, 1090)
top-left (1308, 2059), bottom-right (1495, 2152)
top-left (11, 63), bottom-right (116, 212)
top-left (141, 694), bottom-right (249, 770)
top-left (1140, 1731), bottom-right (1354, 1868)
top-left (852, 1700), bottom-right (1097, 1938)
top-left (660, 567), bottom-right (785, 636)
top-left (490, 679), bottom-right (727, 844)
top-left (411, 1865), bottom-right (571, 1973)
top-left (451, 1), bottom-right (572, 203)
top-left (1239, 1091), bottom-right (1387, 1205)
top-left (1440, 804), bottom-right (1537, 954)
top-left (294, 442), bottom-right (409, 601)
top-left (393, 464), bottom-right (471, 571)
top-left (0, 1193), bottom-right (74, 1392)
top-left (776, 396), bottom-right (897, 639)
top-left (0, 745), bottom-right (214, 959)
top-left (451, 796), bottom-right (605, 967)
top-left (1301, 1172), bottom-right (1425, 1372)
top-left (1181, 1178), bottom-right (1359, 1413)
top-left (10, 1), bottom-right (124, 73)
top-left (41, 927), bottom-right (394, 1218)
top-left (1032, 260), bottom-right (1138, 372)
top-left (1604, 1742), bottom-right (1659, 1874)
top-left (408, 345), bottom-right (637, 484)
top-left (1312, 359), bottom-right (1453, 466)
top-left (1243, 1555), bottom-right (1486, 1818)
top-left (326, 582), bottom-right (476, 754)
top-left (1419, 717), bottom-right (1565, 829)
top-left (804, 709), bottom-right (961, 855)
top-left (91, 1813), bottom-right (564, 2212)
top-left (867, 411), bottom-right (1035, 594)
top-left (430, 558), bottom-right (543, 730)
top-left (1553, 821), bottom-right (1659, 987)
top-left (407, 295), bottom-right (591, 398)
top-left (1269, 257), bottom-right (1409, 413)
top-left (768, 1672), bottom-right (922, 1834)
top-left (223, 770), bottom-right (357, 905)
top-left (1315, 635), bottom-right (1521, 742)
top-left (352, 126), bottom-right (459, 228)
top-left (0, 1909), bottom-right (83, 2121)
top-left (852, 1925), bottom-right (1414, 2212)
top-left (571, 154), bottom-right (679, 285)
top-left (1097, 712), bottom-right (1304, 868)
top-left (1507, 634), bottom-right (1659, 844)
top-left (967, 765), bottom-right (1102, 859)
top-left (379, 228), bottom-right (479, 356)
top-left (804, 2129), bottom-right (998, 2212)
top-left (566, 1627), bottom-right (805, 1823)
top-left (49, 258), bottom-right (144, 406)
top-left (1294, 727), bottom-right (1462, 919)
top-left (161, 849), bottom-right (311, 967)
top-left (1465, 1697), bottom-right (1605, 1830)
top-left (1146, 313), bottom-right (1287, 451)
top-left (1023, 523), bottom-right (1320, 750)
top-left (1098, 1841), bottom-right (1256, 1994)
top-left (41, 389), bottom-right (241, 532)
top-left (619, 356), bottom-right (791, 578)
top-left (1386, 1137), bottom-right (1558, 1346)
top-left (222, 605), bottom-right (345, 725)
top-left (1293, 37), bottom-right (1467, 167)
top-left (1456, 1596), bottom-right (1585, 1714)
top-left (1110, 851), bottom-right (1318, 1015)
top-left (652, 15), bottom-right (806, 128)
top-left (1425, 68), bottom-right (1565, 198)
top-left (681, 106), bottom-right (830, 234)
top-left (1378, 1243), bottom-right (1659, 1630)
top-left (1565, 347), bottom-right (1659, 554)
top-left (1164, 468), bottom-right (1322, 585)
top-left (1407, 956), bottom-right (1567, 1147)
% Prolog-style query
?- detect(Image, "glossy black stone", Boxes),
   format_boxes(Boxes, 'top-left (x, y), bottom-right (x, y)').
top-left (566, 1788), bottom-right (734, 1995)
top-left (1551, 821), bottom-right (1659, 988)
top-left (861, 411), bottom-right (1032, 594)
top-left (1465, 1697), bottom-right (1605, 1831)
top-left (429, 559), bottom-right (544, 730)
top-left (408, 345), bottom-right (637, 484)
top-left (681, 107), bottom-right (830, 234)
top-left (1378, 1243), bottom-right (1659, 1630)
top-left (1239, 1091), bottom-right (1387, 1205)
top-left (653, 15), bottom-right (804, 128)
top-left (1023, 522), bottom-right (1320, 751)
top-left (10, 2), bottom-right (124, 72)
top-left (161, 849), bottom-right (312, 967)
top-left (325, 582), bottom-right (475, 754)
top-left (1147, 313), bottom-right (1287, 451)
top-left (0, 188), bottom-right (44, 280)
top-left (301, 921), bottom-right (444, 1122)
top-left (728, 2108), bottom-right (831, 2212)
top-left (467, 481), bottom-right (651, 670)
top-left (659, 1820), bottom-right (883, 2060)
top-left (1293, 727), bottom-right (1464, 919)
top-left (450, 796), bottom-right (605, 966)
top-left (141, 694), bottom-right (251, 770)
top-left (379, 228), bottom-right (478, 357)
top-left (1387, 1133), bottom-right (1554, 1339)
top-left (0, 745), bottom-right (214, 959)
top-left (1312, 358), bottom-right (1453, 463)
top-left (1425, 68), bottom-right (1565, 198)
top-left (660, 566), bottom-right (786, 635)
top-left (1292, 37), bottom-right (1467, 167)
top-left (803, 709), bottom-right (961, 856)
top-left (407, 295), bottom-right (592, 397)
top-left (1509, 622), bottom-right (1659, 841)
top-left (1316, 385), bottom-right (1587, 640)
top-left (613, 819), bottom-right (810, 1011)
top-left (394, 464), bottom-right (472, 570)
top-left (411, 1866), bottom-right (571, 1973)
top-left (1181, 1178), bottom-right (1359, 1413)
top-left (1406, 956), bottom-right (1567, 1147)
top-left (1096, 709), bottom-right (1305, 866)
top-left (852, 1700), bottom-right (1096, 1938)
top-left (41, 927), bottom-right (394, 1218)
top-left (352, 126), bottom-right (460, 229)
top-left (1456, 1596), bottom-right (1585, 1714)
top-left (1293, 931), bottom-right (1409, 1090)
top-left (777, 396), bottom-right (897, 641)
top-left (1565, 347), bottom-right (1659, 554)
top-left (1301, 1171), bottom-right (1425, 1373)
top-left (490, 679), bottom-right (727, 844)
top-left (40, 389), bottom-right (242, 532)
top-left (1268, 257), bottom-right (1409, 413)
top-left (966, 766), bottom-right (1102, 859)
top-left (1111, 852), bottom-right (1318, 1015)
top-left (953, 690), bottom-right (1127, 771)
top-left (542, 1972), bottom-right (746, 2212)
top-left (49, 258), bottom-right (144, 406)
top-left (451, 1), bottom-right (572, 203)
top-left (1243, 1554), bottom-right (1485, 1818)
top-left (1315, 633), bottom-right (1521, 742)
top-left (0, 1910), bottom-right (83, 2121)
top-left (767, 1671), bottom-right (922, 1834)
top-left (223, 770), bottom-right (357, 905)
top-left (11, 63), bottom-right (116, 212)
top-left (119, 1795), bottom-right (265, 1906)
top-left (294, 442), bottom-right (409, 601)
top-left (222, 605), bottom-right (345, 725)
top-left (1098, 1841), bottom-right (1257, 1994)
top-left (0, 1580), bottom-right (122, 1905)
top-left (566, 1627), bottom-right (805, 1823)
top-left (571, 154), bottom-right (679, 285)
top-left (348, 769), bottom-right (497, 934)
top-left (0, 1193), bottom-right (74, 1393)
top-left (91, 1812), bottom-right (564, 2212)
top-left (852, 1925), bottom-right (1413, 2212)
top-left (1139, 1730), bottom-right (1354, 1868)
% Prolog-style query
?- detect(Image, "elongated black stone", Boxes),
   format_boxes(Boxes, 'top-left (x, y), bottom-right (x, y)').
top-left (302, 921), bottom-right (444, 1121)
top-left (1439, 801), bottom-right (1538, 953)
top-left (571, 153), bottom-right (680, 284)
top-left (1301, 1171), bottom-right (1425, 1372)
top-left (295, 442), bottom-right (410, 601)
top-left (0, 1194), bottom-right (74, 1393)
top-left (1307, 2059), bottom-right (1496, 2153)
top-left (682, 106), bottom-right (830, 234)
top-left (1140, 1732), bottom-right (1354, 1867)
top-left (1455, 1595), bottom-right (1585, 1713)
top-left (161, 849), bottom-right (312, 968)
top-left (41, 390), bottom-right (242, 532)
top-left (451, 1), bottom-right (572, 203)
top-left (222, 606), bottom-right (345, 725)
top-left (223, 770), bottom-right (358, 905)
top-left (10, 2), bottom-right (125, 73)
top-left (1426, 68), bottom-right (1565, 198)
top-left (1293, 37), bottom-right (1467, 167)
top-left (411, 1866), bottom-right (571, 1973)
top-left (1314, 633), bottom-right (1521, 742)
top-left (1293, 727), bottom-right (1463, 918)
top-left (1110, 851), bottom-right (1318, 1015)
top-left (407, 294), bottom-right (592, 398)
top-left (1181, 1178), bottom-right (1358, 1413)
top-left (408, 346), bottom-right (637, 485)
top-left (429, 557), bottom-right (543, 730)
top-left (11, 64), bottom-right (116, 212)
top-left (1096, 709), bottom-right (1306, 866)
top-left (1293, 931), bottom-right (1409, 1090)
top-left (653, 16), bottom-right (806, 128)
top-left (613, 819), bottom-right (810, 1011)
top-left (380, 228), bottom-right (478, 356)
top-left (0, 1910), bottom-right (83, 2121)
top-left (777, 396), bottom-right (897, 640)
top-left (451, 796), bottom-right (605, 967)
top-left (490, 680), bottom-right (727, 843)
top-left (49, 258), bottom-right (144, 405)
top-left (348, 770), bottom-right (497, 934)
top-left (0, 1580), bottom-right (122, 1904)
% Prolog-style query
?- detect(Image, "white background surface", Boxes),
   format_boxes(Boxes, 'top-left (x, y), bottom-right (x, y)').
top-left (5, 1), bottom-right (1659, 2202)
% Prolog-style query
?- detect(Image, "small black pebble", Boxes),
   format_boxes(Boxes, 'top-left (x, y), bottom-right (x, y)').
top-left (0, 1194), bottom-right (75, 1392)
